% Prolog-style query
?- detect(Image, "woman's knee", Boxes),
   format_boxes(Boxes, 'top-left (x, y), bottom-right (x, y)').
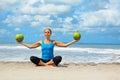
top-left (30, 56), bottom-right (35, 61)
top-left (30, 56), bottom-right (40, 65)
top-left (57, 56), bottom-right (62, 62)
top-left (53, 56), bottom-right (62, 66)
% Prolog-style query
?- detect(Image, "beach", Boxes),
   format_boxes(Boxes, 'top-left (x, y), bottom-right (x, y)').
top-left (0, 62), bottom-right (120, 80)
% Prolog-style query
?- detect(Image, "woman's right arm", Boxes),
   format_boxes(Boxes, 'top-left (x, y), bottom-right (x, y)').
top-left (18, 40), bottom-right (41, 49)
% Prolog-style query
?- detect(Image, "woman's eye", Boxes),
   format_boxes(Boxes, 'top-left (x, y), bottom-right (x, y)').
top-left (45, 32), bottom-right (50, 33)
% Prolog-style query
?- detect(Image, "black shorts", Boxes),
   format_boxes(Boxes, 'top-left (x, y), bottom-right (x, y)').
top-left (30, 56), bottom-right (62, 66)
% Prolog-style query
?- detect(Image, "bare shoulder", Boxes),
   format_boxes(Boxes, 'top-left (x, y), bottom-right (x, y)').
top-left (53, 40), bottom-right (62, 45)
top-left (53, 40), bottom-right (57, 45)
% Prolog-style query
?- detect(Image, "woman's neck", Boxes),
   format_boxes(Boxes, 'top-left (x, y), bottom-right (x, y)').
top-left (44, 39), bottom-right (51, 44)
top-left (45, 38), bottom-right (50, 41)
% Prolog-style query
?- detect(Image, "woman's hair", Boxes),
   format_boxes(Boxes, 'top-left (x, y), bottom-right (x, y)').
top-left (44, 28), bottom-right (52, 34)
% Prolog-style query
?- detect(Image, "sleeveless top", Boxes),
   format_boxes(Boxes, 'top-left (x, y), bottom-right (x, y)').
top-left (41, 40), bottom-right (54, 60)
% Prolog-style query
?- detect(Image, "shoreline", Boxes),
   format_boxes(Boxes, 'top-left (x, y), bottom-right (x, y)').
top-left (0, 61), bottom-right (120, 67)
top-left (0, 61), bottom-right (120, 64)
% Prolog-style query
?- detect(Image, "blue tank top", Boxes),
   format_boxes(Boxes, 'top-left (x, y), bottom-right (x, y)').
top-left (41, 40), bottom-right (54, 60)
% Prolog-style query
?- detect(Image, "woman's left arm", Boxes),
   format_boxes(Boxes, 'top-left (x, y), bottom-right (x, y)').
top-left (54, 40), bottom-right (79, 47)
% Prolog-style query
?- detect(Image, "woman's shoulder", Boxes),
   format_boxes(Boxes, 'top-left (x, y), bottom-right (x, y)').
top-left (51, 40), bottom-right (56, 44)
top-left (52, 40), bottom-right (61, 45)
top-left (36, 40), bottom-right (42, 44)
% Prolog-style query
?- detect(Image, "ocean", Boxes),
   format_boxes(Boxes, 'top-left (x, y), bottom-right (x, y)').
top-left (0, 43), bottom-right (120, 63)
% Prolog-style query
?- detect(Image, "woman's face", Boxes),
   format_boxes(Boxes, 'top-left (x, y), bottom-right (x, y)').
top-left (44, 29), bottom-right (51, 38)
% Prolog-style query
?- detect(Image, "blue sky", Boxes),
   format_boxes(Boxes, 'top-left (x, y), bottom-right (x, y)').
top-left (0, 0), bottom-right (120, 44)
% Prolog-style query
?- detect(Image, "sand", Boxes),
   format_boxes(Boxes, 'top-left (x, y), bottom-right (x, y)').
top-left (0, 62), bottom-right (120, 80)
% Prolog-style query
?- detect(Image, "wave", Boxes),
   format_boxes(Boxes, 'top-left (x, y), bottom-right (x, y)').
top-left (0, 45), bottom-right (120, 63)
top-left (0, 45), bottom-right (120, 54)
top-left (55, 47), bottom-right (120, 54)
top-left (0, 45), bottom-right (28, 50)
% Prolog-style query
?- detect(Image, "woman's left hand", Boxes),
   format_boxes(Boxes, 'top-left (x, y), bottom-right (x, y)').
top-left (74, 39), bottom-right (80, 42)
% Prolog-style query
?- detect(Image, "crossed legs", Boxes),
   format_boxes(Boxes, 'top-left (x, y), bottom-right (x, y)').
top-left (30, 56), bottom-right (62, 66)
top-left (39, 59), bottom-right (55, 66)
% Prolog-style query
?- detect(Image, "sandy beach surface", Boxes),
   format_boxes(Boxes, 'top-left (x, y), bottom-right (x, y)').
top-left (0, 62), bottom-right (120, 80)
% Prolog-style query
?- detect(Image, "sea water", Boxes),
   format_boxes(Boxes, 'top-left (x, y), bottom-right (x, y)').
top-left (0, 43), bottom-right (120, 63)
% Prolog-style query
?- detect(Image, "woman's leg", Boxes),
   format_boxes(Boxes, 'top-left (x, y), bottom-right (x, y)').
top-left (30, 56), bottom-right (62, 66)
top-left (46, 59), bottom-right (56, 66)
top-left (46, 56), bottom-right (62, 66)
top-left (53, 56), bottom-right (62, 66)
top-left (30, 56), bottom-right (47, 66)
top-left (39, 60), bottom-right (48, 66)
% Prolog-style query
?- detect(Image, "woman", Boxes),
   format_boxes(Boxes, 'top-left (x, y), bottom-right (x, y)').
top-left (18, 28), bottom-right (79, 66)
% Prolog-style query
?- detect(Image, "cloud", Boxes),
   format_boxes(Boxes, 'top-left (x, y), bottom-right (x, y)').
top-left (0, 29), bottom-right (10, 35)
top-left (51, 17), bottom-right (78, 34)
top-left (17, 0), bottom-right (70, 15)
top-left (20, 4), bottom-right (70, 15)
top-left (0, 0), bottom-right (20, 11)
top-left (72, 0), bottom-right (120, 33)
top-left (14, 28), bottom-right (20, 31)
top-left (31, 15), bottom-right (53, 27)
top-left (2, 0), bottom-right (70, 29)
top-left (1, 0), bottom-right (120, 35)
top-left (45, 0), bottom-right (83, 5)
top-left (64, 17), bottom-right (73, 24)
top-left (3, 14), bottom-right (54, 28)
top-left (0, 29), bottom-right (6, 34)
top-left (3, 15), bottom-right (32, 26)
top-left (80, 9), bottom-right (120, 27)
top-left (79, 0), bottom-right (109, 11)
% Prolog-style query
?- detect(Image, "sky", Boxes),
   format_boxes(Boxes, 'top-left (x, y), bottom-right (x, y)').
top-left (0, 0), bottom-right (120, 44)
